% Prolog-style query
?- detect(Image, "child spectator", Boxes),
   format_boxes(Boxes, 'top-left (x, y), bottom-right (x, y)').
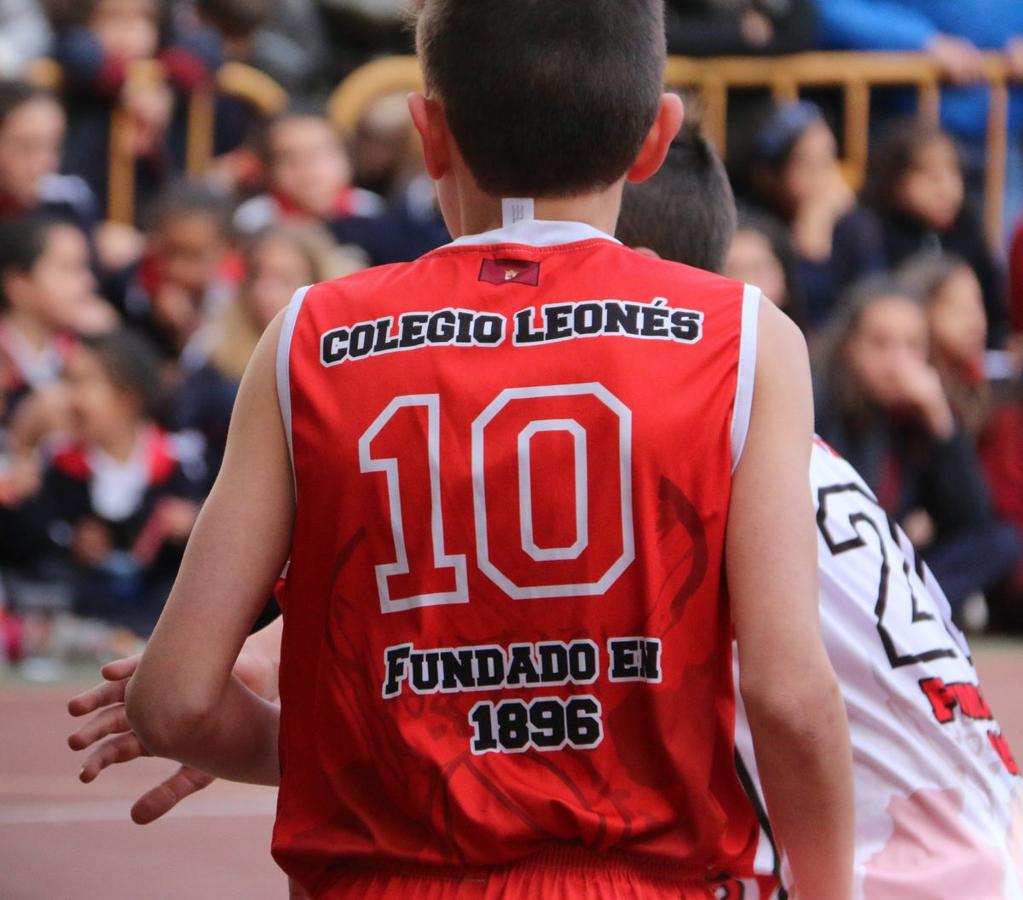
top-left (331, 95), bottom-right (449, 265)
top-left (724, 209), bottom-right (808, 331)
top-left (112, 181), bottom-right (234, 362)
top-left (815, 275), bottom-right (1020, 624)
top-left (0, 214), bottom-right (114, 427)
top-left (53, 0), bottom-right (257, 219)
top-left (900, 255), bottom-right (993, 435)
top-left (170, 222), bottom-right (360, 479)
top-left (904, 253), bottom-right (1023, 629)
top-left (0, 80), bottom-right (97, 233)
top-left (15, 329), bottom-right (203, 637)
top-left (864, 119), bottom-right (1009, 348)
top-left (174, 0), bottom-right (276, 165)
top-left (351, 91), bottom-right (414, 198)
top-left (233, 109), bottom-right (382, 236)
top-left (732, 101), bottom-right (885, 329)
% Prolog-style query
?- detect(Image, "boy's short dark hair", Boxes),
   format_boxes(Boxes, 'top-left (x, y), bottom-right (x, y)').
top-left (143, 179), bottom-right (233, 238)
top-left (80, 328), bottom-right (164, 418)
top-left (197, 0), bottom-right (273, 39)
top-left (616, 126), bottom-right (736, 273)
top-left (862, 118), bottom-right (959, 215)
top-left (254, 104), bottom-right (335, 166)
top-left (415, 0), bottom-right (666, 198)
top-left (0, 80), bottom-right (57, 132)
top-left (0, 213), bottom-right (71, 310)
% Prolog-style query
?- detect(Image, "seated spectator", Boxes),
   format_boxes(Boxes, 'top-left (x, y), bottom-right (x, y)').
top-left (330, 96), bottom-right (449, 265)
top-left (174, 0), bottom-right (276, 163)
top-left (665, 0), bottom-right (816, 57)
top-left (0, 80), bottom-right (97, 234)
top-left (0, 214), bottom-right (115, 428)
top-left (816, 0), bottom-right (1023, 233)
top-left (234, 108), bottom-right (382, 236)
top-left (724, 209), bottom-right (808, 331)
top-left (351, 91), bottom-right (416, 199)
top-left (732, 101), bottom-right (885, 329)
top-left (10, 329), bottom-right (204, 637)
top-left (900, 254), bottom-right (993, 435)
top-left (171, 222), bottom-right (360, 479)
top-left (865, 119), bottom-right (1009, 348)
top-left (53, 0), bottom-right (245, 219)
top-left (814, 275), bottom-right (1020, 623)
top-left (111, 181), bottom-right (234, 363)
top-left (904, 253), bottom-right (1023, 629)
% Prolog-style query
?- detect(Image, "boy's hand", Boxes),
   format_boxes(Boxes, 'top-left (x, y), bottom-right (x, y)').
top-left (68, 651), bottom-right (278, 823)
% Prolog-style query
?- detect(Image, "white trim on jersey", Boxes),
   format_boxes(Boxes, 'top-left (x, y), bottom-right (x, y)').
top-left (443, 218), bottom-right (621, 249)
top-left (730, 283), bottom-right (761, 472)
top-left (276, 285), bottom-right (312, 476)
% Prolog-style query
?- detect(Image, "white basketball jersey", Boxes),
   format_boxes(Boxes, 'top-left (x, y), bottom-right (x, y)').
top-left (734, 437), bottom-right (1023, 900)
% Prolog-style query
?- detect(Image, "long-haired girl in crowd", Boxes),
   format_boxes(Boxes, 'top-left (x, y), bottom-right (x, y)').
top-left (731, 100), bottom-right (885, 329)
top-left (904, 254), bottom-right (1023, 628)
top-left (864, 119), bottom-right (1009, 349)
top-left (814, 275), bottom-right (1020, 626)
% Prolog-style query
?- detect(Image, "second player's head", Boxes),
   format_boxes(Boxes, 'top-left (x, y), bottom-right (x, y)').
top-left (408, 0), bottom-right (679, 229)
top-left (617, 126), bottom-right (736, 273)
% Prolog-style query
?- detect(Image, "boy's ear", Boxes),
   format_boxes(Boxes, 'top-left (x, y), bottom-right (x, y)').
top-left (408, 92), bottom-right (452, 181)
top-left (626, 93), bottom-right (685, 184)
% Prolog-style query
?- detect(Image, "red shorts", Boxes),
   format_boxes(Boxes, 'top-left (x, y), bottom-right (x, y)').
top-left (308, 848), bottom-right (724, 899)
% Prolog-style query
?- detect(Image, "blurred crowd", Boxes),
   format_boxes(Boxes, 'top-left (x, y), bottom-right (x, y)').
top-left (2, 0), bottom-right (1023, 677)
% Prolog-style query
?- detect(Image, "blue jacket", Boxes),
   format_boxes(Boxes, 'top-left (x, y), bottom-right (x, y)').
top-left (818, 0), bottom-right (1023, 138)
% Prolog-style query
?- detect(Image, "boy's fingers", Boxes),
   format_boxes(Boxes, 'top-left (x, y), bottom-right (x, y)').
top-left (68, 704), bottom-right (130, 751)
top-left (78, 732), bottom-right (147, 783)
top-left (131, 766), bottom-right (216, 825)
top-left (100, 654), bottom-right (142, 681)
top-left (67, 679), bottom-right (126, 717)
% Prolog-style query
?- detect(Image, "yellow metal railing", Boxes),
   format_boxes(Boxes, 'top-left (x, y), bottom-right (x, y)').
top-left (27, 53), bottom-right (1018, 247)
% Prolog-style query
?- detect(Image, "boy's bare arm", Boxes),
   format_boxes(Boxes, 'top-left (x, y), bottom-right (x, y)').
top-left (68, 615), bottom-right (286, 822)
top-left (727, 299), bottom-right (854, 900)
top-left (125, 312), bottom-right (294, 786)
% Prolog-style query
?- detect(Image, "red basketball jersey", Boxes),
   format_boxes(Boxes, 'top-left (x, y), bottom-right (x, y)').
top-left (273, 218), bottom-right (762, 896)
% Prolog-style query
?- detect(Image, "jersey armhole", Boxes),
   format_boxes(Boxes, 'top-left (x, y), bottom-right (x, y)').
top-left (730, 283), bottom-right (761, 473)
top-left (276, 285), bottom-right (312, 474)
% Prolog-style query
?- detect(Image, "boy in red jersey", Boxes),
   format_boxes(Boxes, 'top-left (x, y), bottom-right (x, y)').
top-left (123, 2), bottom-right (853, 897)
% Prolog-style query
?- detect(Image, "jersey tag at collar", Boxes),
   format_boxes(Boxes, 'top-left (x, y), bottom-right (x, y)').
top-left (502, 198), bottom-right (535, 228)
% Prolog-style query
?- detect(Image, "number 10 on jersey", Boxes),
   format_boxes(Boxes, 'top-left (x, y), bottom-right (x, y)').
top-left (359, 384), bottom-right (636, 612)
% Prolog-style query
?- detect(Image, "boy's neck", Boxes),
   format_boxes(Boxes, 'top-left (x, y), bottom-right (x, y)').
top-left (455, 187), bottom-right (622, 240)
